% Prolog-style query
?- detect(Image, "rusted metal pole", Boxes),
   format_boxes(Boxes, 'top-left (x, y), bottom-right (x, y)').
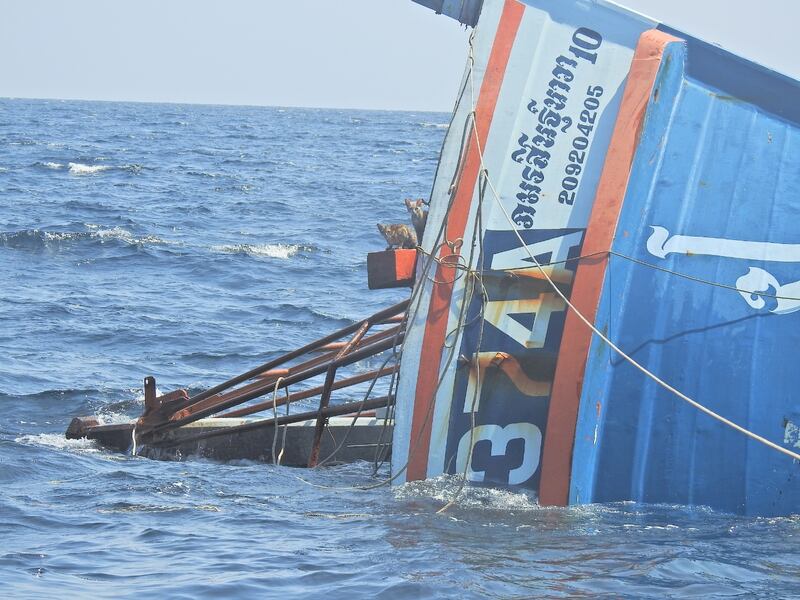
top-left (143, 376), bottom-right (157, 412)
top-left (178, 299), bottom-right (408, 409)
top-left (152, 395), bottom-right (393, 448)
top-left (315, 341), bottom-right (349, 352)
top-left (261, 325), bottom-right (401, 369)
top-left (147, 330), bottom-right (404, 435)
top-left (254, 368), bottom-right (290, 379)
top-left (167, 325), bottom-right (402, 424)
top-left (307, 322), bottom-right (371, 467)
top-left (378, 314), bottom-right (407, 325)
top-left (220, 364), bottom-right (397, 418)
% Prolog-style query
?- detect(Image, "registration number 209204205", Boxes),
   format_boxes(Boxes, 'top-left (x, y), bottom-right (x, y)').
top-left (559, 85), bottom-right (604, 206)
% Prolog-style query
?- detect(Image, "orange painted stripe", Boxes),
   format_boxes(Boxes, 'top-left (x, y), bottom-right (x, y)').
top-left (406, 0), bottom-right (525, 481)
top-left (538, 30), bottom-right (682, 506)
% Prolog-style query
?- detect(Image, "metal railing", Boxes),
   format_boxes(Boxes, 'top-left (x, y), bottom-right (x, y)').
top-left (133, 299), bottom-right (408, 465)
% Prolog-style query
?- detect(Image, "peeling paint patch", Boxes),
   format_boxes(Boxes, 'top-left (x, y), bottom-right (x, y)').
top-left (593, 402), bottom-right (601, 445)
top-left (784, 420), bottom-right (800, 449)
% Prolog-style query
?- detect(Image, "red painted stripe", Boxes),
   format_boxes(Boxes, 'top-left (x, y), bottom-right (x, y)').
top-left (406, 0), bottom-right (525, 481)
top-left (538, 30), bottom-right (682, 506)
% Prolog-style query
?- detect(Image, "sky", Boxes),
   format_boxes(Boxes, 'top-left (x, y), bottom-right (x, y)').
top-left (0, 0), bottom-right (797, 112)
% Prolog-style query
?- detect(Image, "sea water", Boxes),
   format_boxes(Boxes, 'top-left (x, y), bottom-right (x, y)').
top-left (0, 98), bottom-right (798, 598)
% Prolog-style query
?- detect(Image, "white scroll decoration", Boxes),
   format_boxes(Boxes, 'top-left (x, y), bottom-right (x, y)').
top-left (646, 226), bottom-right (800, 315)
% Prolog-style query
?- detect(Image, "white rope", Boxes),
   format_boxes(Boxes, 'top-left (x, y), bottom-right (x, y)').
top-left (271, 376), bottom-right (287, 465)
top-left (462, 36), bottom-right (800, 463)
top-left (131, 424), bottom-right (138, 456)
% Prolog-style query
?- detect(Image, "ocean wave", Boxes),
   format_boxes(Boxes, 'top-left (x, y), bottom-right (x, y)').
top-left (97, 502), bottom-right (221, 514)
top-left (419, 122), bottom-right (449, 129)
top-left (86, 224), bottom-right (168, 245)
top-left (211, 243), bottom-right (304, 259)
top-left (14, 433), bottom-right (101, 453)
top-left (256, 303), bottom-right (352, 327)
top-left (186, 170), bottom-right (221, 178)
top-left (96, 411), bottom-right (135, 425)
top-left (68, 162), bottom-right (111, 175)
top-left (66, 162), bottom-right (144, 175)
top-left (40, 161), bottom-right (63, 170)
top-left (0, 226), bottom-right (174, 251)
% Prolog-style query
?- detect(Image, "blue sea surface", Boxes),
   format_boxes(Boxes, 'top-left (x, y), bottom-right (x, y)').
top-left (0, 98), bottom-right (798, 599)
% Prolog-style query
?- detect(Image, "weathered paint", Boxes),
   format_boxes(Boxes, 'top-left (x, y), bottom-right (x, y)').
top-left (393, 0), bottom-right (656, 487)
top-left (405, 0), bottom-right (525, 482)
top-left (400, 0), bottom-right (800, 516)
top-left (539, 29), bottom-right (680, 507)
top-left (390, 0), bottom-right (506, 481)
top-left (569, 32), bottom-right (800, 517)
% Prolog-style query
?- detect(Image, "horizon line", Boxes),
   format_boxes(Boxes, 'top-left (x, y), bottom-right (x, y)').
top-left (0, 94), bottom-right (453, 115)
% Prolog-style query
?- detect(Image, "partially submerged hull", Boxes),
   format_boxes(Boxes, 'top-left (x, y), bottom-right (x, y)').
top-left (67, 416), bottom-right (391, 465)
top-left (65, 301), bottom-right (407, 469)
top-left (397, 0), bottom-right (800, 516)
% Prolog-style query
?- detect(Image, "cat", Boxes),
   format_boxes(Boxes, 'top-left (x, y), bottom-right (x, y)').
top-left (377, 223), bottom-right (417, 249)
top-left (404, 198), bottom-right (428, 241)
top-left (376, 198), bottom-right (429, 250)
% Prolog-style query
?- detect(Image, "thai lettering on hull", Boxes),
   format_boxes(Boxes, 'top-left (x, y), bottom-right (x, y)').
top-left (510, 28), bottom-right (605, 228)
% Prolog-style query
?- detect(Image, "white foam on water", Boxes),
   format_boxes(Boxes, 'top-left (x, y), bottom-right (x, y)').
top-left (85, 224), bottom-right (170, 246)
top-left (68, 162), bottom-right (111, 175)
top-left (128, 385), bottom-right (161, 404)
top-left (15, 433), bottom-right (101, 453)
top-left (395, 474), bottom-right (540, 511)
top-left (96, 411), bottom-right (134, 425)
top-left (42, 231), bottom-right (75, 242)
top-left (93, 226), bottom-right (137, 243)
top-left (42, 161), bottom-right (63, 169)
top-left (5, 225), bottom-right (174, 247)
top-left (303, 512), bottom-right (372, 520)
top-left (212, 243), bottom-right (301, 259)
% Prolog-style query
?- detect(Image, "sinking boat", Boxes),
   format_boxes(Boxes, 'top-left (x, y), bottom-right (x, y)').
top-left (68, 0), bottom-right (800, 517)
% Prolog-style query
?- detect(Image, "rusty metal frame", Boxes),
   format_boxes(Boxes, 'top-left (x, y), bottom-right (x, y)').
top-left (220, 365), bottom-right (398, 418)
top-left (135, 300), bottom-right (408, 448)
